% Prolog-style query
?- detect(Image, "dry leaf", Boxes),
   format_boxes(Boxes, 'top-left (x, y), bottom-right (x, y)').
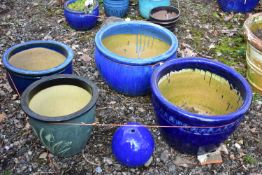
top-left (0, 113), bottom-right (6, 123)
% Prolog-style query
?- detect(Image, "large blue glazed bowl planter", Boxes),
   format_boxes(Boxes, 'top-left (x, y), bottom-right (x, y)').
top-left (151, 58), bottom-right (252, 154)
top-left (21, 74), bottom-right (98, 157)
top-left (95, 21), bottom-right (178, 96)
top-left (2, 40), bottom-right (74, 94)
top-left (64, 0), bottom-right (99, 31)
top-left (217, 0), bottom-right (260, 13)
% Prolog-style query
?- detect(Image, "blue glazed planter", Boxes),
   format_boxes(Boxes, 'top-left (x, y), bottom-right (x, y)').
top-left (112, 122), bottom-right (154, 167)
top-left (139, 0), bottom-right (170, 19)
top-left (64, 0), bottom-right (99, 31)
top-left (21, 74), bottom-right (98, 157)
top-left (104, 0), bottom-right (129, 17)
top-left (2, 40), bottom-right (74, 94)
top-left (151, 58), bottom-right (252, 154)
top-left (217, 0), bottom-right (260, 13)
top-left (95, 21), bottom-right (178, 96)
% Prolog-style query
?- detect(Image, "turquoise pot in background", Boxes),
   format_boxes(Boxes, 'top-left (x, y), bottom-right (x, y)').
top-left (139, 0), bottom-right (170, 19)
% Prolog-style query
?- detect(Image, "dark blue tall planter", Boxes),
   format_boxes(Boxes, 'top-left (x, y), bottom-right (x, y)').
top-left (2, 40), bottom-right (74, 94)
top-left (217, 0), bottom-right (260, 13)
top-left (151, 58), bottom-right (253, 153)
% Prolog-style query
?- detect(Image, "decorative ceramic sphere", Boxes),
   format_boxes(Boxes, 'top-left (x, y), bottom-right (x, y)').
top-left (112, 122), bottom-right (155, 167)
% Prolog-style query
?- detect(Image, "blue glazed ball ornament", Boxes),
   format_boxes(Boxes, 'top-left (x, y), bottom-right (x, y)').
top-left (112, 122), bottom-right (155, 167)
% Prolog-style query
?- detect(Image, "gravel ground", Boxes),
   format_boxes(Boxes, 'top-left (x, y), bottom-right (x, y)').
top-left (0, 0), bottom-right (262, 174)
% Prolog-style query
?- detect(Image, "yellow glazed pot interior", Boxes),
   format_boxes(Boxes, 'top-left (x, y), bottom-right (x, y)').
top-left (158, 69), bottom-right (243, 116)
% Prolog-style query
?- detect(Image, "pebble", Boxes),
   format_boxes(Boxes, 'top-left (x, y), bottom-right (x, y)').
top-left (160, 150), bottom-right (169, 162)
top-left (168, 165), bottom-right (176, 173)
top-left (28, 151), bottom-right (32, 156)
top-left (39, 152), bottom-right (48, 159)
top-left (95, 167), bottom-right (102, 173)
top-left (103, 157), bottom-right (113, 165)
top-left (235, 143), bottom-right (241, 150)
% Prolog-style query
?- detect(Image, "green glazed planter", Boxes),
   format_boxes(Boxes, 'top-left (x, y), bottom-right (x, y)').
top-left (21, 74), bottom-right (98, 157)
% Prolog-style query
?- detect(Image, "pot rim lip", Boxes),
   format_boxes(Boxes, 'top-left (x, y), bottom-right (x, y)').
top-left (64, 0), bottom-right (99, 14)
top-left (244, 12), bottom-right (262, 44)
top-left (21, 74), bottom-right (98, 122)
top-left (151, 57), bottom-right (253, 123)
top-left (2, 40), bottom-right (74, 76)
top-left (95, 21), bottom-right (179, 66)
top-left (149, 6), bottom-right (180, 22)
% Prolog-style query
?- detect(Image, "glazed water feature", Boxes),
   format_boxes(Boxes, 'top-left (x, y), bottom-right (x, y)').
top-left (21, 74), bottom-right (98, 157)
top-left (112, 122), bottom-right (154, 167)
top-left (29, 85), bottom-right (91, 117)
top-left (102, 34), bottom-right (170, 59)
top-left (9, 47), bottom-right (66, 71)
top-left (158, 69), bottom-right (243, 116)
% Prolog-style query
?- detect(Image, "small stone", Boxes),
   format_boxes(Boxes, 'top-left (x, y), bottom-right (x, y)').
top-left (95, 166), bottom-right (102, 173)
top-left (4, 146), bottom-right (10, 150)
top-left (235, 143), bottom-right (241, 150)
top-left (220, 144), bottom-right (229, 155)
top-left (28, 151), bottom-right (32, 155)
top-left (237, 140), bottom-right (244, 145)
top-left (57, 19), bottom-right (63, 24)
top-left (80, 55), bottom-right (92, 62)
top-left (250, 128), bottom-right (256, 133)
top-left (39, 152), bottom-right (48, 159)
top-left (230, 154), bottom-right (235, 160)
top-left (197, 147), bottom-right (223, 165)
top-left (168, 165), bottom-right (176, 173)
top-left (103, 157), bottom-right (113, 165)
top-left (138, 108), bottom-right (145, 113)
top-left (160, 150), bottom-right (169, 162)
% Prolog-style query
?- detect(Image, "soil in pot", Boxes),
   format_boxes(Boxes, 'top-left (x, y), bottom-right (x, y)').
top-left (151, 10), bottom-right (177, 20)
top-left (158, 69), bottom-right (243, 116)
top-left (102, 34), bottom-right (170, 59)
top-left (9, 47), bottom-right (66, 71)
top-left (29, 85), bottom-right (92, 117)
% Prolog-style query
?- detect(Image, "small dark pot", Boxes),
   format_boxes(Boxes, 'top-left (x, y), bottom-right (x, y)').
top-left (2, 40), bottom-right (74, 94)
top-left (64, 0), bottom-right (99, 31)
top-left (21, 74), bottom-right (98, 157)
top-left (148, 6), bottom-right (180, 30)
top-left (149, 6), bottom-right (180, 23)
top-left (151, 58), bottom-right (252, 154)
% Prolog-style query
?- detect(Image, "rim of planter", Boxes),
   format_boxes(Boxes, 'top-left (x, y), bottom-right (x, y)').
top-left (244, 12), bottom-right (262, 52)
top-left (95, 21), bottom-right (178, 66)
top-left (151, 57), bottom-right (253, 124)
top-left (149, 6), bottom-right (180, 23)
top-left (2, 40), bottom-right (74, 76)
top-left (21, 74), bottom-right (98, 122)
top-left (64, 0), bottom-right (99, 14)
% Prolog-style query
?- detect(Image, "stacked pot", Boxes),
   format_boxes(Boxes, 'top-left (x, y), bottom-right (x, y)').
top-left (104, 0), bottom-right (129, 18)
